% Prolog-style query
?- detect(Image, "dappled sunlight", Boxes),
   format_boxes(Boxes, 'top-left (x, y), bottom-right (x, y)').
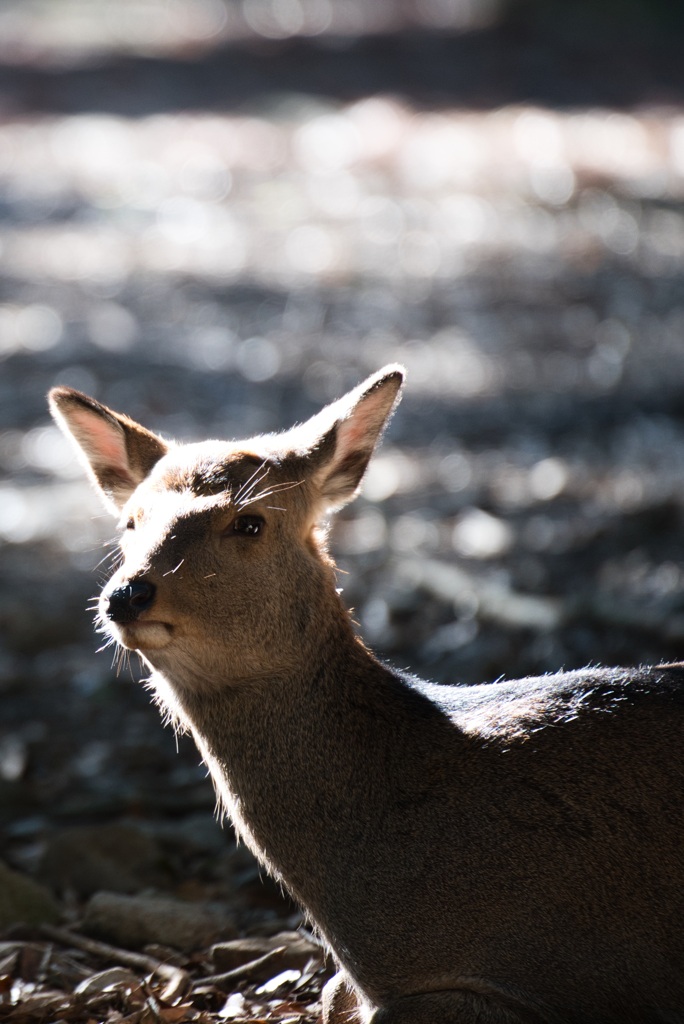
top-left (0, 424), bottom-right (109, 547)
top-left (0, 0), bottom-right (503, 61)
top-left (0, 480), bottom-right (105, 548)
top-left (1, 104), bottom-right (684, 303)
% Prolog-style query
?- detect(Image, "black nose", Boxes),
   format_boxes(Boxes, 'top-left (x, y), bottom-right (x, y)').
top-left (106, 581), bottom-right (156, 624)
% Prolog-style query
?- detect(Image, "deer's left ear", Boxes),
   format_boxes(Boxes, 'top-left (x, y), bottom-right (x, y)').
top-left (295, 365), bottom-right (405, 511)
top-left (48, 387), bottom-right (169, 514)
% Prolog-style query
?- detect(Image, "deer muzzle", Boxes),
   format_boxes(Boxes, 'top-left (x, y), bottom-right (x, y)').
top-left (106, 580), bottom-right (157, 624)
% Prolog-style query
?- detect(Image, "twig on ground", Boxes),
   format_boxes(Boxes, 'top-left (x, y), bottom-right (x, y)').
top-left (191, 946), bottom-right (287, 992)
top-left (39, 924), bottom-right (190, 1003)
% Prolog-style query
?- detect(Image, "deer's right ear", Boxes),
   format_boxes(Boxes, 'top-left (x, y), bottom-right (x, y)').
top-left (48, 387), bottom-right (168, 514)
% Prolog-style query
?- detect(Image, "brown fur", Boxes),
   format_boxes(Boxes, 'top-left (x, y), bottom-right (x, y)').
top-left (49, 368), bottom-right (684, 1024)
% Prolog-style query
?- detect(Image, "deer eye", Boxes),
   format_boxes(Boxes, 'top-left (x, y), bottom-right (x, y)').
top-left (233, 514), bottom-right (264, 537)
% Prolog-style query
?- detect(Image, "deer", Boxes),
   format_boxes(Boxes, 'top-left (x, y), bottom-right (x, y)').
top-left (49, 366), bottom-right (684, 1024)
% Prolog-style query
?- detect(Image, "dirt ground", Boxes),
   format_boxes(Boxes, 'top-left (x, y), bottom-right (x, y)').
top-left (0, 2), bottom-right (684, 1020)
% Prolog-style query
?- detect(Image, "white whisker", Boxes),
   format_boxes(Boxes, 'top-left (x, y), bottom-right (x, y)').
top-left (164, 559), bottom-right (185, 576)
top-left (234, 460), bottom-right (270, 505)
top-left (237, 479), bottom-right (303, 511)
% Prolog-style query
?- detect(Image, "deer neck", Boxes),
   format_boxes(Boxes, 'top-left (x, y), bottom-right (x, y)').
top-left (151, 607), bottom-right (393, 877)
top-left (145, 601), bottom-right (461, 998)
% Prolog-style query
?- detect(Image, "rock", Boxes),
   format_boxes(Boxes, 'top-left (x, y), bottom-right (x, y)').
top-left (83, 891), bottom-right (237, 951)
top-left (144, 813), bottom-right (229, 855)
top-left (0, 859), bottom-right (60, 929)
top-left (39, 823), bottom-right (170, 897)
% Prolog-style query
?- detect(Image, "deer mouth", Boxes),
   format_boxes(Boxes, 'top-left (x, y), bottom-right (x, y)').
top-left (115, 619), bottom-right (174, 651)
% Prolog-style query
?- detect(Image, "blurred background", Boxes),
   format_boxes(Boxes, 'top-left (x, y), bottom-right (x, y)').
top-left (1, 0), bottom-right (684, 1013)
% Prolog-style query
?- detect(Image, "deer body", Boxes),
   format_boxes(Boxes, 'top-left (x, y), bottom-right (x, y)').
top-left (49, 368), bottom-right (684, 1024)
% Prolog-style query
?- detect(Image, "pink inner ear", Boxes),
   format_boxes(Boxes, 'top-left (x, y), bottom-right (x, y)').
top-left (70, 407), bottom-right (129, 473)
top-left (335, 389), bottom-right (391, 458)
top-left (336, 415), bottom-right (368, 454)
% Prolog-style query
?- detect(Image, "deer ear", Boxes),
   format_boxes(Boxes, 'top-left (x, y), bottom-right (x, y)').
top-left (48, 387), bottom-right (168, 513)
top-left (298, 365), bottom-right (405, 511)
